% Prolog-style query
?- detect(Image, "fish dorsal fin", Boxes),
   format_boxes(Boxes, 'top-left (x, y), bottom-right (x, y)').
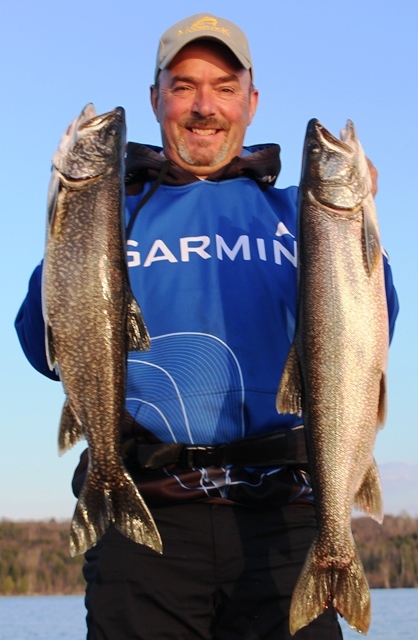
top-left (354, 458), bottom-right (384, 523)
top-left (362, 201), bottom-right (382, 275)
top-left (276, 343), bottom-right (303, 416)
top-left (127, 294), bottom-right (150, 352)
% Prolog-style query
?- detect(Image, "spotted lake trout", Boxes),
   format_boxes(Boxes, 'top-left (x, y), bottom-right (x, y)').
top-left (277, 119), bottom-right (389, 635)
top-left (42, 104), bottom-right (162, 556)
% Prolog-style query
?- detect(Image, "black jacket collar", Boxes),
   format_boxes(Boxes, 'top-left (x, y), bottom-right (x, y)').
top-left (125, 142), bottom-right (281, 193)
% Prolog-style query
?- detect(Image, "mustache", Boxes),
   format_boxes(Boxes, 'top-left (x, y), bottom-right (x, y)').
top-left (181, 116), bottom-right (230, 131)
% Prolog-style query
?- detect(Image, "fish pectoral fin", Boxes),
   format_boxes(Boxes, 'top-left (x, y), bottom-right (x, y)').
top-left (126, 294), bottom-right (150, 352)
top-left (354, 457), bottom-right (384, 523)
top-left (69, 467), bottom-right (162, 557)
top-left (45, 323), bottom-right (57, 371)
top-left (377, 371), bottom-right (387, 429)
top-left (289, 540), bottom-right (371, 636)
top-left (276, 343), bottom-right (302, 416)
top-left (58, 401), bottom-right (85, 455)
top-left (47, 169), bottom-right (60, 225)
top-left (362, 201), bottom-right (382, 275)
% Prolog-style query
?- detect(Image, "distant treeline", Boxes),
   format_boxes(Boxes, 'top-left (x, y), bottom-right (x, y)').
top-left (0, 520), bottom-right (84, 595)
top-left (1, 514), bottom-right (418, 595)
top-left (352, 514), bottom-right (418, 588)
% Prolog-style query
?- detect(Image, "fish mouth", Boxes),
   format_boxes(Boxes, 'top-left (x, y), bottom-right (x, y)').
top-left (307, 118), bottom-right (356, 154)
top-left (303, 118), bottom-right (367, 215)
top-left (79, 106), bottom-right (125, 133)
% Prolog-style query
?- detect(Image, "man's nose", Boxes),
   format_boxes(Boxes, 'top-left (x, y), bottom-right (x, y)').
top-left (192, 87), bottom-right (216, 117)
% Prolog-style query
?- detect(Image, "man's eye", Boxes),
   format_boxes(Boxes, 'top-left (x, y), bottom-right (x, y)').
top-left (173, 85), bottom-right (192, 93)
top-left (220, 87), bottom-right (234, 93)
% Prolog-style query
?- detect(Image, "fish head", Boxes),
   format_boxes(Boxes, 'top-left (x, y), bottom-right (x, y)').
top-left (47, 104), bottom-right (97, 218)
top-left (301, 118), bottom-right (372, 212)
top-left (52, 105), bottom-right (126, 181)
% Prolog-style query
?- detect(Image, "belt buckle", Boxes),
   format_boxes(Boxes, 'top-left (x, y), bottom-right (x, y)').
top-left (181, 444), bottom-right (221, 468)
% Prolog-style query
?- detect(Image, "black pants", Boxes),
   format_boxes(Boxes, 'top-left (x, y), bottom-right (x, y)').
top-left (83, 502), bottom-right (343, 640)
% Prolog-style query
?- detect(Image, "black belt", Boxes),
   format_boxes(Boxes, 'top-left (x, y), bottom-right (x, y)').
top-left (122, 426), bottom-right (308, 471)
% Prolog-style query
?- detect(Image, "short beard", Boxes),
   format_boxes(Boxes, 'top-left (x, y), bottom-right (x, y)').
top-left (176, 116), bottom-right (231, 168)
top-left (177, 138), bottom-right (230, 167)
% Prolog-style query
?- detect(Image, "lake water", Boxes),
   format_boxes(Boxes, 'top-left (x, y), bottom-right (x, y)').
top-left (339, 588), bottom-right (418, 639)
top-left (0, 589), bottom-right (417, 639)
top-left (0, 595), bottom-right (86, 639)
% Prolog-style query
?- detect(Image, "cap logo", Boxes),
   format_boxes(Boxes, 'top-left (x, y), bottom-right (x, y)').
top-left (178, 16), bottom-right (231, 38)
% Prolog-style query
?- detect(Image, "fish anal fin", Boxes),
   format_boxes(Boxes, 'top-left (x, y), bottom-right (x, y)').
top-left (69, 467), bottom-right (162, 557)
top-left (377, 372), bottom-right (387, 429)
top-left (289, 540), bottom-right (370, 636)
top-left (127, 293), bottom-right (150, 352)
top-left (362, 201), bottom-right (382, 275)
top-left (354, 458), bottom-right (384, 523)
top-left (276, 343), bottom-right (302, 416)
top-left (58, 400), bottom-right (84, 455)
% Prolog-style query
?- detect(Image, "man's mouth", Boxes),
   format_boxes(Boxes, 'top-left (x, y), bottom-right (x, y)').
top-left (190, 128), bottom-right (219, 136)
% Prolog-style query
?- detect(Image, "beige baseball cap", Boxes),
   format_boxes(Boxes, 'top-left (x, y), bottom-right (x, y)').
top-left (154, 13), bottom-right (253, 82)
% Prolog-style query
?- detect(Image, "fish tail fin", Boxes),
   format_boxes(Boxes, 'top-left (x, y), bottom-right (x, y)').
top-left (111, 473), bottom-right (162, 553)
top-left (127, 293), bottom-right (150, 352)
top-left (276, 343), bottom-right (302, 416)
top-left (69, 479), bottom-right (108, 557)
top-left (333, 553), bottom-right (371, 635)
top-left (69, 467), bottom-right (162, 557)
top-left (289, 539), bottom-right (370, 636)
top-left (58, 400), bottom-right (84, 454)
top-left (354, 457), bottom-right (384, 523)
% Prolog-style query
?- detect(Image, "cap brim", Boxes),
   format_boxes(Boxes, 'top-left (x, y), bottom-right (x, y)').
top-left (156, 32), bottom-right (251, 80)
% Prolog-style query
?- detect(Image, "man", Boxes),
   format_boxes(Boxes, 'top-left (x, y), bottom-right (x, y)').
top-left (16, 13), bottom-right (398, 640)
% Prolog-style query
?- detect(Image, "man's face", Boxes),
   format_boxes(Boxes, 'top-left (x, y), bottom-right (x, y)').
top-left (151, 41), bottom-right (258, 177)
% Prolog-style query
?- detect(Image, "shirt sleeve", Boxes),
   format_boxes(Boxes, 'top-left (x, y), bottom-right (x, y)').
top-left (14, 261), bottom-right (59, 381)
top-left (382, 251), bottom-right (399, 344)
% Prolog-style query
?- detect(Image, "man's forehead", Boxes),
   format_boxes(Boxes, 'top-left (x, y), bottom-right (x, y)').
top-left (169, 40), bottom-right (245, 71)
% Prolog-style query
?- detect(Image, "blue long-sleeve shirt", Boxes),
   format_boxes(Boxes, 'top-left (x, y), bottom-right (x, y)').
top-left (15, 144), bottom-right (399, 506)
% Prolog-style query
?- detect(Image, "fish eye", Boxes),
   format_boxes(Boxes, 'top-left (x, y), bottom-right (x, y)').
top-left (107, 123), bottom-right (118, 137)
top-left (309, 142), bottom-right (321, 153)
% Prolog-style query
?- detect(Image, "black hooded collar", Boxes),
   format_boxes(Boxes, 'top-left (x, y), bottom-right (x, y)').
top-left (124, 142), bottom-right (281, 194)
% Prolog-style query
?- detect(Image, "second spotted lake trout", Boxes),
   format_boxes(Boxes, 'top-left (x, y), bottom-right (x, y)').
top-left (277, 119), bottom-right (389, 635)
top-left (42, 104), bottom-right (162, 556)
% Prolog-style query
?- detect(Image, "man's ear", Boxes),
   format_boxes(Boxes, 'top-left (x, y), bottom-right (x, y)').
top-left (248, 87), bottom-right (259, 125)
top-left (150, 84), bottom-right (159, 122)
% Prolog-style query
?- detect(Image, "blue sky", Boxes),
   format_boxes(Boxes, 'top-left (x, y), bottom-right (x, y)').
top-left (1, 0), bottom-right (416, 519)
